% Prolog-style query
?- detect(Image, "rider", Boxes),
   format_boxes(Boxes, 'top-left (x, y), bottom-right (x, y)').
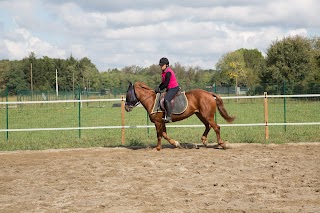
top-left (155, 57), bottom-right (180, 123)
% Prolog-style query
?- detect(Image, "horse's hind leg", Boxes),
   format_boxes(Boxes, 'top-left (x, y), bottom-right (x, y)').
top-left (196, 113), bottom-right (211, 147)
top-left (162, 126), bottom-right (183, 149)
top-left (208, 119), bottom-right (226, 149)
top-left (200, 111), bottom-right (226, 149)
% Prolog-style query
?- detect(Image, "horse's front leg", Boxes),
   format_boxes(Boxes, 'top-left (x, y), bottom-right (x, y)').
top-left (162, 125), bottom-right (183, 149)
top-left (155, 122), bottom-right (164, 151)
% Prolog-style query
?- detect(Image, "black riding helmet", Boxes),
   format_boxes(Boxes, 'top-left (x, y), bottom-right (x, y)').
top-left (159, 57), bottom-right (169, 66)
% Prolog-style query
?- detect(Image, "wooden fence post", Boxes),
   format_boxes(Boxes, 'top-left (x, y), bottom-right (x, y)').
top-left (264, 92), bottom-right (269, 141)
top-left (121, 95), bottom-right (125, 145)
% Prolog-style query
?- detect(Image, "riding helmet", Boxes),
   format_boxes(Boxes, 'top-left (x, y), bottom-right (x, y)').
top-left (159, 57), bottom-right (169, 66)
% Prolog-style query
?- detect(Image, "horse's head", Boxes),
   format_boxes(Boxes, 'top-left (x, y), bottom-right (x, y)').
top-left (125, 82), bottom-right (140, 112)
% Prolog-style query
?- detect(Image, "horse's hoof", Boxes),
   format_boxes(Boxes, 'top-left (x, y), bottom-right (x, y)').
top-left (219, 143), bottom-right (227, 150)
top-left (201, 137), bottom-right (208, 147)
top-left (156, 146), bottom-right (161, 151)
top-left (174, 141), bottom-right (183, 149)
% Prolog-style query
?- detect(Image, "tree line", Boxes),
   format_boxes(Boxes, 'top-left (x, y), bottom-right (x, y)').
top-left (0, 35), bottom-right (319, 96)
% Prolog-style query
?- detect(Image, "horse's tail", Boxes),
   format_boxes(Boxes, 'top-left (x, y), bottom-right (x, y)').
top-left (211, 93), bottom-right (235, 123)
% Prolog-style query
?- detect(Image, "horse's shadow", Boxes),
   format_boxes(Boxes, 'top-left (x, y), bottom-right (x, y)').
top-left (120, 143), bottom-right (224, 150)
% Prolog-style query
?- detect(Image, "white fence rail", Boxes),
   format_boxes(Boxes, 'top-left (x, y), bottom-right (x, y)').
top-left (1, 94), bottom-right (319, 134)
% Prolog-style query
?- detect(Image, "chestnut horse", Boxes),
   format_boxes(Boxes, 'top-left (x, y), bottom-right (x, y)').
top-left (125, 82), bottom-right (235, 151)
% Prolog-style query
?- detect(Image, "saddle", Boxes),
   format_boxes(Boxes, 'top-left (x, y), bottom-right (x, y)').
top-left (151, 90), bottom-right (188, 114)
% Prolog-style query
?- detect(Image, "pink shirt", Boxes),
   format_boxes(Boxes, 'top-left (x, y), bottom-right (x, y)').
top-left (162, 67), bottom-right (179, 89)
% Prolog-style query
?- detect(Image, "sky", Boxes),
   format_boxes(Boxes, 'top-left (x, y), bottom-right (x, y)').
top-left (0, 0), bottom-right (319, 71)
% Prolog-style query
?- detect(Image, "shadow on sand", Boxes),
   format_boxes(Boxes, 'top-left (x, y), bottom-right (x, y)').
top-left (118, 143), bottom-right (225, 150)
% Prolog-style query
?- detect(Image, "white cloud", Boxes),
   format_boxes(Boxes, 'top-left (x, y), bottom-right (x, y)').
top-left (70, 44), bottom-right (87, 59)
top-left (58, 2), bottom-right (107, 31)
top-left (0, 0), bottom-right (319, 70)
top-left (3, 27), bottom-right (66, 59)
top-left (285, 29), bottom-right (308, 37)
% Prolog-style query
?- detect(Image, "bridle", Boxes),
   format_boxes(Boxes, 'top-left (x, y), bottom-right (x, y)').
top-left (125, 85), bottom-right (140, 108)
top-left (125, 84), bottom-right (155, 109)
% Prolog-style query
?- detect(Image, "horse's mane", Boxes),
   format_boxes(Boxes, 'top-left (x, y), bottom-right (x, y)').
top-left (135, 81), bottom-right (153, 90)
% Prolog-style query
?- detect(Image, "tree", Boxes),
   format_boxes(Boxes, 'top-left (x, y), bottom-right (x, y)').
top-left (78, 57), bottom-right (100, 91)
top-left (310, 36), bottom-right (320, 82)
top-left (264, 35), bottom-right (313, 83)
top-left (140, 64), bottom-right (160, 86)
top-left (238, 48), bottom-right (266, 87)
top-left (216, 51), bottom-right (247, 94)
top-left (0, 60), bottom-right (11, 93)
top-left (39, 56), bottom-right (56, 91)
top-left (4, 61), bottom-right (28, 94)
top-left (263, 35), bottom-right (317, 94)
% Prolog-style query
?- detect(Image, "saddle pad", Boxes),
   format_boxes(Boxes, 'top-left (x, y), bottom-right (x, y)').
top-left (151, 92), bottom-right (188, 115)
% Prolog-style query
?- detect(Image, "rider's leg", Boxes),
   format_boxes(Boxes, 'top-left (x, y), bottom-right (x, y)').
top-left (163, 87), bottom-right (179, 123)
top-left (164, 99), bottom-right (173, 122)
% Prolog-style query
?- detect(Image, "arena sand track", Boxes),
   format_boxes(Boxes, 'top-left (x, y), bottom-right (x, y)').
top-left (0, 143), bottom-right (319, 213)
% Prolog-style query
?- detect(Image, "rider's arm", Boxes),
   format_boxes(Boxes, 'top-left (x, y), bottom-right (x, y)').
top-left (159, 72), bottom-right (171, 90)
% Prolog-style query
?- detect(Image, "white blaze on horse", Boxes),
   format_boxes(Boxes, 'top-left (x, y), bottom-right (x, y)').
top-left (125, 82), bottom-right (235, 151)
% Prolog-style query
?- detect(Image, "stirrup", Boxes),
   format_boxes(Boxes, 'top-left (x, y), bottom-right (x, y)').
top-left (163, 116), bottom-right (172, 123)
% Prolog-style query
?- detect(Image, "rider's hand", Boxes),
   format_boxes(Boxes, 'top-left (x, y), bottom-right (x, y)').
top-left (154, 87), bottom-right (160, 93)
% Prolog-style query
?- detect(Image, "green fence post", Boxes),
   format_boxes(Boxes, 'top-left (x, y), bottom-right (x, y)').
top-left (6, 86), bottom-right (9, 141)
top-left (65, 90), bottom-right (68, 107)
top-left (214, 83), bottom-right (217, 123)
top-left (78, 86), bottom-right (81, 138)
top-left (86, 91), bottom-right (89, 107)
top-left (283, 81), bottom-right (287, 132)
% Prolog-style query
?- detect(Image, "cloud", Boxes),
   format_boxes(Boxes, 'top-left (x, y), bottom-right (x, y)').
top-left (0, 0), bottom-right (319, 70)
top-left (2, 27), bottom-right (66, 59)
top-left (57, 2), bottom-right (107, 32)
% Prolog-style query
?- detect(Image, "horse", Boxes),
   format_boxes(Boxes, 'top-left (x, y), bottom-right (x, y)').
top-left (125, 82), bottom-right (235, 151)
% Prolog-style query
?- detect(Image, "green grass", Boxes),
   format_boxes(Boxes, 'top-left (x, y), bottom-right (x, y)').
top-left (0, 98), bottom-right (319, 151)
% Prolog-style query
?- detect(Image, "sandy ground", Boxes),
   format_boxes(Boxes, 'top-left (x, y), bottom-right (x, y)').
top-left (0, 143), bottom-right (319, 213)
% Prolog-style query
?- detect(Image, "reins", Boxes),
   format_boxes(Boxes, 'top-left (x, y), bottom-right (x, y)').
top-left (139, 92), bottom-right (154, 103)
top-left (135, 86), bottom-right (155, 103)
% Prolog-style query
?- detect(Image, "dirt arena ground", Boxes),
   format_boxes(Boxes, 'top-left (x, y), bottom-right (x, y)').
top-left (0, 142), bottom-right (319, 213)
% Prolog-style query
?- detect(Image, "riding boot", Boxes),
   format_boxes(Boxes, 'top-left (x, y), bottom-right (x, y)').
top-left (163, 100), bottom-right (173, 123)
